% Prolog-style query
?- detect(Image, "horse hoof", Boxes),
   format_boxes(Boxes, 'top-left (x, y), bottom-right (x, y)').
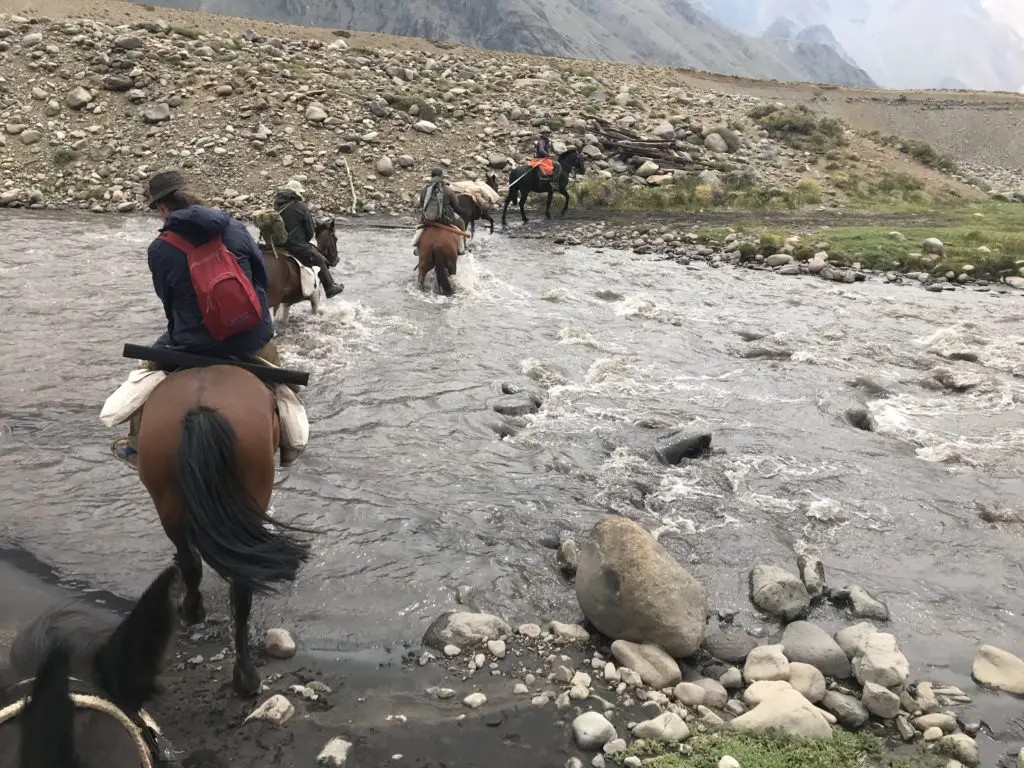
top-left (180, 596), bottom-right (206, 626)
top-left (233, 664), bottom-right (262, 697)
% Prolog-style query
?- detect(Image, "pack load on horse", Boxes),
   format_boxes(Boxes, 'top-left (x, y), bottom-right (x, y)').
top-left (413, 168), bottom-right (468, 260)
top-left (270, 180), bottom-right (344, 298)
top-left (502, 145), bottom-right (586, 226)
top-left (253, 202), bottom-right (339, 328)
top-left (102, 170), bottom-right (309, 471)
top-left (0, 566), bottom-right (183, 767)
top-left (529, 126), bottom-right (556, 179)
top-left (448, 173), bottom-right (500, 236)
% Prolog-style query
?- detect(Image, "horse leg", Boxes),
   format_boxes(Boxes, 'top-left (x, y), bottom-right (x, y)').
top-left (545, 188), bottom-right (555, 219)
top-left (230, 581), bottom-right (261, 696)
top-left (276, 303), bottom-right (290, 329)
top-left (520, 191), bottom-right (528, 223)
top-left (175, 543), bottom-right (206, 625)
top-left (501, 194), bottom-right (513, 227)
top-left (485, 211), bottom-right (494, 234)
top-left (560, 187), bottom-right (571, 216)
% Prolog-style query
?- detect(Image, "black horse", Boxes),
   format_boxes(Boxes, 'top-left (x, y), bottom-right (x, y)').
top-left (501, 148), bottom-right (585, 226)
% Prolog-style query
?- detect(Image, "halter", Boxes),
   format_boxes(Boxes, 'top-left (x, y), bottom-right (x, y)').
top-left (0, 676), bottom-right (184, 767)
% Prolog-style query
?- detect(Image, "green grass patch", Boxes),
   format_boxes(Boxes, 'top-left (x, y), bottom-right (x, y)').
top-left (864, 132), bottom-right (958, 174)
top-left (621, 730), bottom-right (941, 768)
top-left (748, 104), bottom-right (846, 153)
top-left (571, 177), bottom-right (807, 213)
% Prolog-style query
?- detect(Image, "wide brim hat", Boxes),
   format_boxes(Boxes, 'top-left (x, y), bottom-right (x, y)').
top-left (147, 170), bottom-right (188, 209)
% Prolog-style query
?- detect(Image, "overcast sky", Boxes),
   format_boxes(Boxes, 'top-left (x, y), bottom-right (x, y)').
top-left (982, 0), bottom-right (1024, 35)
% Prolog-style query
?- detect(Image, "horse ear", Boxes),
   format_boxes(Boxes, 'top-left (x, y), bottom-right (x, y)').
top-left (21, 645), bottom-right (79, 767)
top-left (94, 566), bottom-right (179, 713)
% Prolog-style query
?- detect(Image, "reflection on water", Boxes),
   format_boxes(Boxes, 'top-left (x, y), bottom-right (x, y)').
top-left (2, 210), bottom-right (1023, 758)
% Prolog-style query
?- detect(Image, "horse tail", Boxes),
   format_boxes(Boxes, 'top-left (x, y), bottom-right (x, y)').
top-left (177, 406), bottom-right (311, 592)
top-left (433, 244), bottom-right (453, 296)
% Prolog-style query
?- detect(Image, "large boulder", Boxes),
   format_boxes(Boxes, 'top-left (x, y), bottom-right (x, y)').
top-left (852, 633), bottom-right (910, 689)
top-left (575, 517), bottom-right (707, 657)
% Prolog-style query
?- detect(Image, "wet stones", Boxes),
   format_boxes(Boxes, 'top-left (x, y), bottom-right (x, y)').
top-left (702, 628), bottom-right (757, 664)
top-left (835, 622), bottom-right (877, 658)
top-left (781, 621), bottom-right (851, 679)
top-left (422, 611), bottom-right (511, 651)
top-left (796, 554), bottom-right (827, 602)
top-left (610, 640), bottom-right (681, 689)
top-left (263, 628), bottom-right (297, 659)
top-left (492, 393), bottom-right (539, 416)
top-left (830, 584), bottom-right (890, 621)
top-left (861, 681), bottom-right (900, 719)
top-left (575, 517), bottom-right (708, 657)
top-left (852, 633), bottom-right (910, 689)
top-left (749, 564), bottom-right (810, 622)
top-left (971, 645), bottom-right (1024, 695)
top-left (820, 690), bottom-right (869, 729)
top-left (317, 738), bottom-right (353, 767)
top-left (244, 694), bottom-right (295, 726)
top-left (571, 711), bottom-right (617, 749)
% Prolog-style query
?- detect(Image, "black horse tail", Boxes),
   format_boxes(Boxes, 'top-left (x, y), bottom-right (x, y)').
top-left (177, 406), bottom-right (311, 592)
top-left (20, 645), bottom-right (77, 767)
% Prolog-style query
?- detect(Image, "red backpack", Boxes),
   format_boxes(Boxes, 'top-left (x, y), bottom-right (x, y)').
top-left (159, 231), bottom-right (263, 341)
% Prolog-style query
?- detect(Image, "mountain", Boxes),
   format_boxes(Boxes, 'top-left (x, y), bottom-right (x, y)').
top-left (700, 0), bottom-right (1024, 91)
top-left (135, 0), bottom-right (876, 87)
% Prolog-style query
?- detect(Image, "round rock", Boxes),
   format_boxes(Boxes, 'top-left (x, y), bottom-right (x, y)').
top-left (782, 621), bottom-right (851, 678)
top-left (571, 711), bottom-right (617, 750)
top-left (263, 628), bottom-right (297, 659)
top-left (423, 611), bottom-right (510, 650)
top-left (749, 564), bottom-right (810, 621)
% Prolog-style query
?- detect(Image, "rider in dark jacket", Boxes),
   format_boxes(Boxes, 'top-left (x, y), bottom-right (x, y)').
top-left (535, 126), bottom-right (552, 158)
top-left (273, 184), bottom-right (343, 297)
top-left (148, 182), bottom-right (274, 358)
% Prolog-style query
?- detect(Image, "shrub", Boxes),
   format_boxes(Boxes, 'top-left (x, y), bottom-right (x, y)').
top-left (711, 126), bottom-right (741, 152)
top-left (794, 178), bottom-right (823, 204)
top-left (53, 147), bottom-right (79, 167)
top-left (748, 104), bottom-right (846, 153)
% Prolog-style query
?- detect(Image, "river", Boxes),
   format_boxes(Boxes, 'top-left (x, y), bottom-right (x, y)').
top-left (1, 210), bottom-right (1022, 759)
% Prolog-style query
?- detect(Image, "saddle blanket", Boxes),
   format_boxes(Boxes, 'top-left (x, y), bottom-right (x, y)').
top-left (289, 255), bottom-right (321, 299)
top-left (529, 157), bottom-right (555, 176)
top-left (99, 365), bottom-right (308, 450)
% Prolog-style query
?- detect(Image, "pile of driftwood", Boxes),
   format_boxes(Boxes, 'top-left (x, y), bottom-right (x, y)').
top-left (589, 117), bottom-right (708, 171)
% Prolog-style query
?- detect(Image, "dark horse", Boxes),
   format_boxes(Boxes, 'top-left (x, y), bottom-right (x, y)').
top-left (501, 148), bottom-right (585, 226)
top-left (263, 220), bottom-right (339, 328)
top-left (136, 365), bottom-right (312, 696)
top-left (451, 172), bottom-right (500, 237)
top-left (0, 566), bottom-right (180, 767)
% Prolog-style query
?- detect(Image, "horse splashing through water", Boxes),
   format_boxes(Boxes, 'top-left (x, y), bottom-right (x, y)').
top-left (417, 224), bottom-right (463, 296)
top-left (264, 219), bottom-right (338, 328)
top-left (0, 567), bottom-right (181, 768)
top-left (450, 172), bottom-right (500, 237)
top-left (501, 148), bottom-right (585, 226)
top-left (136, 364), bottom-right (313, 697)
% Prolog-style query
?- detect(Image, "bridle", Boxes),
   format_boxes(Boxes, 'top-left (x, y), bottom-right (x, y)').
top-left (0, 676), bottom-right (184, 767)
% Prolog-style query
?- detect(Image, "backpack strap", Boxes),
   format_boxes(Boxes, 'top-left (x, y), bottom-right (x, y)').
top-left (159, 231), bottom-right (196, 253)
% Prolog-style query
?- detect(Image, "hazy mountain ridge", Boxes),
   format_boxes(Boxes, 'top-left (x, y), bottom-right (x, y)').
top-left (700, 0), bottom-right (1024, 91)
top-left (141, 0), bottom-right (876, 87)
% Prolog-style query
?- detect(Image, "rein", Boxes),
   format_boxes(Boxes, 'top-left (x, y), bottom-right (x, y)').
top-left (0, 677), bottom-right (183, 766)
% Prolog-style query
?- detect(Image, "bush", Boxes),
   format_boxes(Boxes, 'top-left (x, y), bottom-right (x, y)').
top-left (794, 178), bottom-right (823, 204)
top-left (332, 29), bottom-right (352, 38)
top-left (900, 139), bottom-right (958, 173)
top-left (748, 104), bottom-right (846, 153)
top-left (53, 147), bottom-right (79, 167)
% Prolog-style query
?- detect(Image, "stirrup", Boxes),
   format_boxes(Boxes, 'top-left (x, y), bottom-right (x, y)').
top-left (111, 437), bottom-right (138, 470)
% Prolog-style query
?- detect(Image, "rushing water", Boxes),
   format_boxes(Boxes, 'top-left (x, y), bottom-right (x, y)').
top-left (2, 211), bottom-right (1023, 757)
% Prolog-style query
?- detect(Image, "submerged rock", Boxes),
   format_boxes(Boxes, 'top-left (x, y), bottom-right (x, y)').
top-left (422, 611), bottom-right (510, 650)
top-left (749, 564), bottom-right (810, 621)
top-left (796, 554), bottom-right (827, 601)
top-left (654, 431), bottom-right (712, 465)
top-left (831, 584), bottom-right (890, 621)
top-left (575, 516), bottom-right (707, 657)
top-left (493, 393), bottom-right (539, 416)
top-left (317, 738), bottom-right (353, 767)
top-left (244, 695), bottom-right (295, 726)
top-left (972, 645), bottom-right (1024, 695)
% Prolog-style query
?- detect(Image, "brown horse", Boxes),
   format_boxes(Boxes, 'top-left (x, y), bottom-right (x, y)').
top-left (418, 224), bottom-right (463, 296)
top-left (263, 220), bottom-right (339, 327)
top-left (136, 365), bottom-right (312, 697)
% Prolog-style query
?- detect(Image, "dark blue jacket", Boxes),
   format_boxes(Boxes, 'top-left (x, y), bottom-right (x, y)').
top-left (148, 205), bottom-right (274, 358)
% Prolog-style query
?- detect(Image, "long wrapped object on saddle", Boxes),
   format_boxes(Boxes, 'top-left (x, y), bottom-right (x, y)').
top-left (122, 344), bottom-right (310, 386)
top-left (448, 180), bottom-right (500, 209)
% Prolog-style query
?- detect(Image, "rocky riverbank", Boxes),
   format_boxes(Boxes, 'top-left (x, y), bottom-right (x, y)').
top-left (1, 5), bottom-right (1022, 222)
top-left (130, 516), bottom-right (1023, 767)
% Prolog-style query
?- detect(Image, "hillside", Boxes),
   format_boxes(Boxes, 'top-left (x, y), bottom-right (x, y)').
top-left (139, 0), bottom-right (876, 87)
top-left (0, 0), bottom-right (1023, 222)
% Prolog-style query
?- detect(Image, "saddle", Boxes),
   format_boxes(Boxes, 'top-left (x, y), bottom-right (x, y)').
top-left (0, 675), bottom-right (184, 766)
top-left (529, 157), bottom-right (559, 180)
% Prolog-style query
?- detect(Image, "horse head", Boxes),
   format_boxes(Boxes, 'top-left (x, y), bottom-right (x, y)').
top-left (559, 147), bottom-right (585, 177)
top-left (0, 566), bottom-right (181, 768)
top-left (485, 171), bottom-right (499, 192)
top-left (315, 218), bottom-right (339, 267)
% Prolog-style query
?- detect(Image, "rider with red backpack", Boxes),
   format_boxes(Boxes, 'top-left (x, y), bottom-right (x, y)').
top-left (112, 170), bottom-right (294, 467)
